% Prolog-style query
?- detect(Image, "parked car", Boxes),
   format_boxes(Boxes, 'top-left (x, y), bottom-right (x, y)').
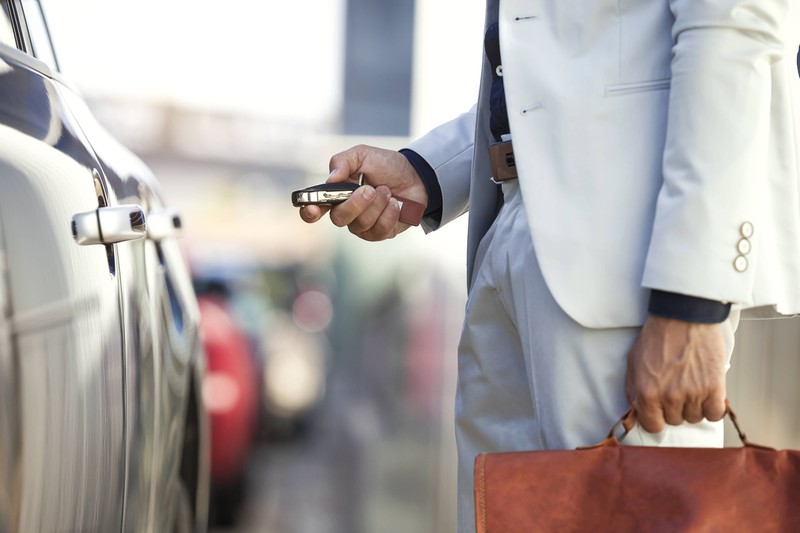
top-left (0, 1), bottom-right (209, 532)
top-left (196, 291), bottom-right (260, 525)
top-left (195, 263), bottom-right (329, 438)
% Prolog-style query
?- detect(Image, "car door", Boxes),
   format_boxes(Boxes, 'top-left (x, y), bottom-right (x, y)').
top-left (30, 4), bottom-right (207, 530)
top-left (60, 89), bottom-right (205, 532)
top-left (0, 1), bottom-right (142, 530)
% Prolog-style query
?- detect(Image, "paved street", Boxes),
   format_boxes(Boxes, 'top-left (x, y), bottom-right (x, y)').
top-left (210, 271), bottom-right (462, 533)
top-left (211, 379), bottom-right (454, 533)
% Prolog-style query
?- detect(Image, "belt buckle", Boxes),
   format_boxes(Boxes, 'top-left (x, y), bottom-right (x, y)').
top-left (488, 140), bottom-right (517, 183)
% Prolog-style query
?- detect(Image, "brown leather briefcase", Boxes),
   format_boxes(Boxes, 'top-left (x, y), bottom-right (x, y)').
top-left (474, 404), bottom-right (800, 532)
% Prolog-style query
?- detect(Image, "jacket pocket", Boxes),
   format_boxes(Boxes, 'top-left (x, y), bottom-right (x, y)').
top-left (605, 78), bottom-right (670, 97)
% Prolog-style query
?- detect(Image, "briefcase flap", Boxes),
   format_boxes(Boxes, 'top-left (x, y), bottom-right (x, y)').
top-left (475, 440), bottom-right (800, 532)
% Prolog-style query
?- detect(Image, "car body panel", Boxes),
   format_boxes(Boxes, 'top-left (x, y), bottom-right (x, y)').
top-left (0, 45), bottom-right (126, 531)
top-left (0, 1), bottom-right (209, 531)
top-left (59, 78), bottom-right (208, 533)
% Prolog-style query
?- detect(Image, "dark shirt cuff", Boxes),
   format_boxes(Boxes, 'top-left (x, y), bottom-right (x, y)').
top-left (648, 289), bottom-right (731, 324)
top-left (399, 149), bottom-right (442, 223)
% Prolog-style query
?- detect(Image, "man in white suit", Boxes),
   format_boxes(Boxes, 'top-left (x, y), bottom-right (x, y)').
top-left (301, 0), bottom-right (800, 529)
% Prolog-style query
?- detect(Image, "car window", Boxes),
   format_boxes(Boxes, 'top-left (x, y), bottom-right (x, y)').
top-left (0, 1), bottom-right (16, 48)
top-left (19, 0), bottom-right (56, 69)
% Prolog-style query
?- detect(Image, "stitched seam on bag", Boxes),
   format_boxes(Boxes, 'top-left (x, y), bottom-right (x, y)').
top-left (479, 454), bottom-right (487, 533)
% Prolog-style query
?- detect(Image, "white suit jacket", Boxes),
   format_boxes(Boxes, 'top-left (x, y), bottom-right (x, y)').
top-left (407, 0), bottom-right (800, 328)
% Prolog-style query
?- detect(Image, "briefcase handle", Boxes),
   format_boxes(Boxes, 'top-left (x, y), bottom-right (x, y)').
top-left (605, 400), bottom-right (774, 450)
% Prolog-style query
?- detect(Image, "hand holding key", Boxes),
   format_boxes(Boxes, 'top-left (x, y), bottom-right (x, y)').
top-left (297, 145), bottom-right (428, 241)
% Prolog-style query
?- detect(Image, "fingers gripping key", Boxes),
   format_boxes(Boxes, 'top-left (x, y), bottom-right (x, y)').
top-left (291, 179), bottom-right (424, 226)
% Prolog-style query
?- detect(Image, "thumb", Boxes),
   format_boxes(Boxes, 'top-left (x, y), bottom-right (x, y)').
top-left (328, 145), bottom-right (369, 183)
top-left (326, 167), bottom-right (352, 184)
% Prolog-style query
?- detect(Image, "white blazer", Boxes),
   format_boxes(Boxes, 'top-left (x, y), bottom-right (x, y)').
top-left (407, 0), bottom-right (800, 328)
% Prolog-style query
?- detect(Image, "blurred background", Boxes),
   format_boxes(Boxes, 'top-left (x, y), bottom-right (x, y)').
top-left (40, 1), bottom-right (482, 531)
top-left (38, 1), bottom-right (800, 532)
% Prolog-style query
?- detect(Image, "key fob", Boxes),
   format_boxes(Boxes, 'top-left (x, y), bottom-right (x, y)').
top-left (291, 182), bottom-right (360, 207)
top-left (292, 178), bottom-right (425, 226)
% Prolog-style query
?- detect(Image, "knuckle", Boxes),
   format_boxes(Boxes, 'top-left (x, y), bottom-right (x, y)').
top-left (330, 210), bottom-right (347, 228)
top-left (704, 401), bottom-right (726, 421)
top-left (329, 153), bottom-right (347, 171)
top-left (348, 221), bottom-right (366, 234)
top-left (639, 416), bottom-right (664, 434)
top-left (685, 412), bottom-right (703, 423)
top-left (348, 224), bottom-right (365, 237)
top-left (349, 213), bottom-right (373, 233)
top-left (373, 216), bottom-right (395, 237)
top-left (664, 411), bottom-right (684, 425)
top-left (637, 388), bottom-right (660, 406)
top-left (663, 390), bottom-right (683, 408)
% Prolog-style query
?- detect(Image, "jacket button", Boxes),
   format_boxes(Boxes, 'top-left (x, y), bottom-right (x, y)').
top-left (733, 255), bottom-right (749, 272)
top-left (737, 238), bottom-right (751, 255)
top-left (740, 222), bottom-right (754, 238)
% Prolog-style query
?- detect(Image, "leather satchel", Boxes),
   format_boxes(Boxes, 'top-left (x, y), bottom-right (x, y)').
top-left (474, 404), bottom-right (800, 532)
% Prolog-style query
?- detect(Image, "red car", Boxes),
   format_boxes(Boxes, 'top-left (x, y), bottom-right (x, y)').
top-left (198, 294), bottom-right (259, 524)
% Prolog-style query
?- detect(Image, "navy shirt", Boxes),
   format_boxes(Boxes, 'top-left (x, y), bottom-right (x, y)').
top-left (485, 23), bottom-right (510, 141)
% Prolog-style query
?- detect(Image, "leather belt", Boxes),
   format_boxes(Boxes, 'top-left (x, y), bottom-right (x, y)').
top-left (489, 140), bottom-right (517, 182)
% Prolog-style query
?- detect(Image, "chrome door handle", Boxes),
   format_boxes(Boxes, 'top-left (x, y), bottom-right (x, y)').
top-left (146, 208), bottom-right (182, 241)
top-left (71, 205), bottom-right (147, 245)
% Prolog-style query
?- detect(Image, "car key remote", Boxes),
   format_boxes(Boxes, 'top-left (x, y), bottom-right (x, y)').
top-left (291, 176), bottom-right (425, 226)
top-left (291, 182), bottom-right (359, 207)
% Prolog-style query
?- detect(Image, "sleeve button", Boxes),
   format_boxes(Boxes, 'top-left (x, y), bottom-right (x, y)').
top-left (737, 238), bottom-right (751, 255)
top-left (740, 222), bottom-right (754, 238)
top-left (733, 255), bottom-right (749, 272)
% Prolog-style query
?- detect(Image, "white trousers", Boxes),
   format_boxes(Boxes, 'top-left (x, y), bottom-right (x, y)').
top-left (455, 182), bottom-right (739, 532)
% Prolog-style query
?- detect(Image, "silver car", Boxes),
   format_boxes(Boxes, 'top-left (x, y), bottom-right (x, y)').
top-left (0, 1), bottom-right (209, 531)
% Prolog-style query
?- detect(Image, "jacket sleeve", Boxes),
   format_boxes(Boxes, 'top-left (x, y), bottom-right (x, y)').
top-left (404, 105), bottom-right (477, 232)
top-left (642, 0), bottom-right (798, 304)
